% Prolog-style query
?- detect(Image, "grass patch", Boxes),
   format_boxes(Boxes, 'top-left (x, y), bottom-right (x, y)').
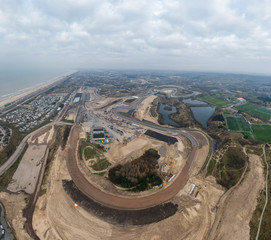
top-left (61, 119), bottom-right (74, 124)
top-left (79, 141), bottom-right (111, 171)
top-left (84, 147), bottom-right (99, 159)
top-left (79, 140), bottom-right (89, 160)
top-left (196, 95), bottom-right (228, 107)
top-left (40, 126), bottom-right (71, 194)
top-left (90, 158), bottom-right (111, 171)
top-left (209, 147), bottom-right (247, 189)
top-left (150, 105), bottom-right (158, 117)
top-left (236, 103), bottom-right (271, 121)
top-left (243, 125), bottom-right (271, 143)
top-left (0, 143), bottom-right (28, 190)
top-left (0, 125), bottom-right (24, 166)
top-left (226, 116), bottom-right (251, 132)
top-left (93, 171), bottom-right (106, 176)
top-left (207, 158), bottom-right (216, 175)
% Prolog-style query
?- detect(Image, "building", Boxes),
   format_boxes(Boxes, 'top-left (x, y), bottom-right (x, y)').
top-left (73, 93), bottom-right (82, 104)
top-left (92, 127), bottom-right (105, 141)
top-left (237, 97), bottom-right (246, 103)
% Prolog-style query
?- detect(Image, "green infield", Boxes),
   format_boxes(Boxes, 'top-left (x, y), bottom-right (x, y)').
top-left (257, 107), bottom-right (271, 115)
top-left (196, 95), bottom-right (228, 107)
top-left (243, 125), bottom-right (271, 143)
top-left (236, 103), bottom-right (271, 120)
top-left (226, 116), bottom-right (251, 132)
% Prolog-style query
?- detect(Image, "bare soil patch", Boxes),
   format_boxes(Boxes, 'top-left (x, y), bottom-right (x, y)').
top-left (208, 153), bottom-right (265, 240)
top-left (63, 180), bottom-right (178, 226)
top-left (0, 192), bottom-right (31, 240)
top-left (134, 95), bottom-right (159, 124)
top-left (7, 144), bottom-right (48, 194)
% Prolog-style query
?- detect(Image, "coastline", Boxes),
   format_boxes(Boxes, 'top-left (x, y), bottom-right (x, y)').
top-left (0, 70), bottom-right (76, 108)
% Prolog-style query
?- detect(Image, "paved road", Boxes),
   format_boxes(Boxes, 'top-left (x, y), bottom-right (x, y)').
top-left (112, 107), bottom-right (198, 147)
top-left (0, 121), bottom-right (72, 176)
top-left (66, 124), bottom-right (198, 210)
top-left (0, 89), bottom-right (75, 177)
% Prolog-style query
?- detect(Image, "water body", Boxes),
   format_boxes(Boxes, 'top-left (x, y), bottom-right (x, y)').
top-left (158, 103), bottom-right (179, 127)
top-left (155, 93), bottom-right (166, 98)
top-left (0, 69), bottom-right (69, 100)
top-left (191, 106), bottom-right (215, 127)
top-left (182, 98), bottom-right (207, 105)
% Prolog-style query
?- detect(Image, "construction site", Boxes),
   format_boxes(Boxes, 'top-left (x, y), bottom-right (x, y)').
top-left (0, 85), bottom-right (266, 240)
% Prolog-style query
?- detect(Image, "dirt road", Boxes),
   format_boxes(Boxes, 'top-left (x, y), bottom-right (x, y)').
top-left (66, 124), bottom-right (198, 210)
top-left (208, 153), bottom-right (264, 240)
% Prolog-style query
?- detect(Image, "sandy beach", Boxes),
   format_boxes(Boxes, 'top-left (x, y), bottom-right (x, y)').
top-left (0, 71), bottom-right (76, 108)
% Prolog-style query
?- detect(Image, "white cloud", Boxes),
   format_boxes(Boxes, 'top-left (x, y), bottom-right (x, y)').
top-left (0, 0), bottom-right (271, 74)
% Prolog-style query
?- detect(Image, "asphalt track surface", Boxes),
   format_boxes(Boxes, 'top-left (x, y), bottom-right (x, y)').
top-left (66, 124), bottom-right (198, 210)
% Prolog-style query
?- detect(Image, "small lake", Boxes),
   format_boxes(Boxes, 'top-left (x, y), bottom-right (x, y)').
top-left (182, 98), bottom-right (207, 105)
top-left (158, 103), bottom-right (179, 127)
top-left (155, 93), bottom-right (166, 98)
top-left (191, 106), bottom-right (215, 127)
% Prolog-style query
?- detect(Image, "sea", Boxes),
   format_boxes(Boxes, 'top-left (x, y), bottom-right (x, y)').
top-left (0, 69), bottom-right (71, 101)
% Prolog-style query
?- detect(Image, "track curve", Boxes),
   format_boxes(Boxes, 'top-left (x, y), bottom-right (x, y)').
top-left (66, 124), bottom-right (198, 210)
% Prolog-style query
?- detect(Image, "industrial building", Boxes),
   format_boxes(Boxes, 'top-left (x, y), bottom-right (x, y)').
top-left (92, 127), bottom-right (105, 141)
top-left (73, 93), bottom-right (82, 104)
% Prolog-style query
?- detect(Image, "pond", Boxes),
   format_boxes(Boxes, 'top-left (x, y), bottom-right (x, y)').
top-left (158, 103), bottom-right (179, 127)
top-left (155, 93), bottom-right (166, 98)
top-left (191, 106), bottom-right (215, 127)
top-left (182, 98), bottom-right (207, 105)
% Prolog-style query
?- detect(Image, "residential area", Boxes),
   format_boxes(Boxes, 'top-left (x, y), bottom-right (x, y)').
top-left (0, 93), bottom-right (67, 131)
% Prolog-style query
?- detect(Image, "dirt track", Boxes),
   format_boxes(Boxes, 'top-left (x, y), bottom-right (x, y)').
top-left (66, 124), bottom-right (198, 210)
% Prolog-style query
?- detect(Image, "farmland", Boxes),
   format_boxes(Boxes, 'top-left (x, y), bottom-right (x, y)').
top-left (226, 115), bottom-right (251, 132)
top-left (243, 125), bottom-right (271, 143)
top-left (196, 95), bottom-right (228, 107)
top-left (236, 103), bottom-right (271, 121)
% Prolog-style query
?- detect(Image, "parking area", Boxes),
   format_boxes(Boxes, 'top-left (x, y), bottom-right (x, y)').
top-left (0, 203), bottom-right (15, 240)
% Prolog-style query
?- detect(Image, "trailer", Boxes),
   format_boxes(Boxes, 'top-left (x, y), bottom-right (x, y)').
top-left (168, 174), bottom-right (176, 183)
top-left (189, 184), bottom-right (196, 195)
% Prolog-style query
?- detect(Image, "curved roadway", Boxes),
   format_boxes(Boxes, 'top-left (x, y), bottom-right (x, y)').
top-left (66, 123), bottom-right (198, 210)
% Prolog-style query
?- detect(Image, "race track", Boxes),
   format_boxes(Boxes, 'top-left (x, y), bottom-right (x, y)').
top-left (66, 124), bottom-right (198, 210)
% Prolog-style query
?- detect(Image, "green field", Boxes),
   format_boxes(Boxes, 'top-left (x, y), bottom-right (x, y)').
top-left (243, 125), bottom-right (271, 143)
top-left (236, 103), bottom-right (271, 120)
top-left (258, 107), bottom-right (271, 115)
top-left (207, 147), bottom-right (247, 189)
top-left (226, 116), bottom-right (251, 132)
top-left (196, 95), bottom-right (228, 107)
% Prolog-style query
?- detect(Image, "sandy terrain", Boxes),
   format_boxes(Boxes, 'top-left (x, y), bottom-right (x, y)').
top-left (33, 147), bottom-right (113, 240)
top-left (32, 136), bottom-right (224, 240)
top-left (134, 95), bottom-right (159, 124)
top-left (78, 131), bottom-right (190, 198)
top-left (88, 89), bottom-right (117, 109)
top-left (7, 144), bottom-right (48, 194)
top-left (0, 192), bottom-right (32, 240)
top-left (160, 89), bottom-right (173, 97)
top-left (208, 153), bottom-right (264, 240)
top-left (0, 72), bottom-right (74, 108)
top-left (107, 134), bottom-right (161, 164)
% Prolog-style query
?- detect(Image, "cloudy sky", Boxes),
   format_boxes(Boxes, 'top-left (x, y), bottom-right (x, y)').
top-left (1, 0), bottom-right (271, 74)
